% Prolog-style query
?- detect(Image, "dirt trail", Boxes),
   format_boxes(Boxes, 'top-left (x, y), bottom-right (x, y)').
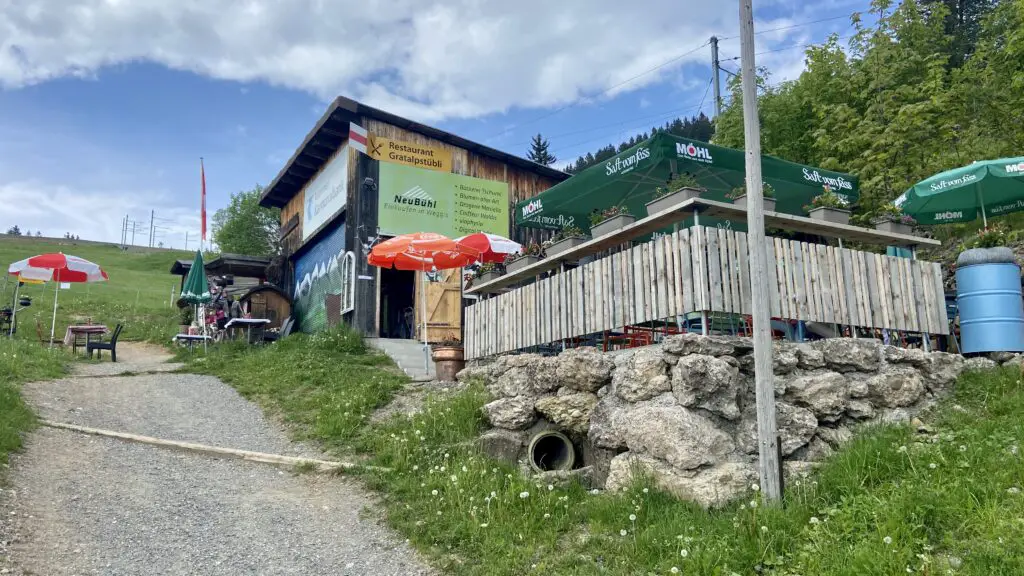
top-left (1, 344), bottom-right (431, 576)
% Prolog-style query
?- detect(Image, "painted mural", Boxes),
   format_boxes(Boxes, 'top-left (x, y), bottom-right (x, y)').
top-left (293, 219), bottom-right (346, 333)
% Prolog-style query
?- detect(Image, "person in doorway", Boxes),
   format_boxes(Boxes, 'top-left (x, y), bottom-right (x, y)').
top-left (402, 306), bottom-right (416, 339)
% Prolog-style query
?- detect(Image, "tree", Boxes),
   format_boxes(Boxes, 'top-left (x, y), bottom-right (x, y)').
top-left (212, 184), bottom-right (281, 256)
top-left (35, 231), bottom-right (41, 237)
top-left (526, 133), bottom-right (557, 166)
top-left (5, 225), bottom-right (21, 235)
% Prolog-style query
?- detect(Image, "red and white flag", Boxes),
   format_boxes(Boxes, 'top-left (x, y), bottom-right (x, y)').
top-left (200, 158), bottom-right (207, 242)
top-left (349, 122), bottom-right (368, 154)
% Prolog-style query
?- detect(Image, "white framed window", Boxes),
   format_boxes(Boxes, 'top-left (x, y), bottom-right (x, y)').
top-left (339, 251), bottom-right (356, 314)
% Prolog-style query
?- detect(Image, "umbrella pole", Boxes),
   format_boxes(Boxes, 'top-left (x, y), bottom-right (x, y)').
top-left (422, 272), bottom-right (429, 376)
top-left (9, 282), bottom-right (20, 337)
top-left (978, 187), bottom-right (988, 229)
top-left (50, 275), bottom-right (59, 348)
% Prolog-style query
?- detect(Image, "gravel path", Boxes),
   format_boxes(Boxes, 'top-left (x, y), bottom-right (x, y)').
top-left (1, 349), bottom-right (432, 576)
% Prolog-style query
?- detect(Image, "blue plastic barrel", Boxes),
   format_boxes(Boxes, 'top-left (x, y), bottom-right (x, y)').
top-left (956, 262), bottom-right (1024, 354)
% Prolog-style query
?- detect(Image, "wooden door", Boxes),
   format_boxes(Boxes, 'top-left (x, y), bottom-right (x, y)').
top-left (415, 269), bottom-right (463, 343)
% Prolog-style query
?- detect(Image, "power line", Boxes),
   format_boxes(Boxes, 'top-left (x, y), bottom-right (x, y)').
top-left (486, 40), bottom-right (712, 142)
top-left (697, 76), bottom-right (714, 115)
top-left (721, 34), bottom-right (854, 61)
top-left (718, 13), bottom-right (854, 41)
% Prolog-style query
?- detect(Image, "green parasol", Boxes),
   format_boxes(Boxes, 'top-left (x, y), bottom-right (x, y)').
top-left (180, 251), bottom-right (211, 304)
top-left (515, 131), bottom-right (859, 232)
top-left (895, 157), bottom-right (1024, 227)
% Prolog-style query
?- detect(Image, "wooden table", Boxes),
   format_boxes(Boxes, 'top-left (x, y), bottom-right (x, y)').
top-left (224, 318), bottom-right (271, 343)
top-left (64, 325), bottom-right (108, 354)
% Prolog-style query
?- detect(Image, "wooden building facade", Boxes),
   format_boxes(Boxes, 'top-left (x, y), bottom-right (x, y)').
top-left (259, 96), bottom-right (568, 339)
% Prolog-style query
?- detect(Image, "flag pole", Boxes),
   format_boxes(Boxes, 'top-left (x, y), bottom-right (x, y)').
top-left (200, 157), bottom-right (207, 253)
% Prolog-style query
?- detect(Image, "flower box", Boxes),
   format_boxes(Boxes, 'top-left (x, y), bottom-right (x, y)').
top-left (546, 236), bottom-right (589, 258)
top-left (645, 187), bottom-right (703, 216)
top-left (590, 214), bottom-right (637, 238)
top-left (478, 270), bottom-right (502, 284)
top-left (731, 195), bottom-right (777, 212)
top-left (506, 255), bottom-right (541, 273)
top-left (807, 207), bottom-right (851, 225)
top-left (872, 218), bottom-right (913, 235)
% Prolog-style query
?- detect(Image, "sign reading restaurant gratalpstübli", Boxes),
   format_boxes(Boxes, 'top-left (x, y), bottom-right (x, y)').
top-left (368, 135), bottom-right (453, 173)
top-left (378, 162), bottom-right (509, 238)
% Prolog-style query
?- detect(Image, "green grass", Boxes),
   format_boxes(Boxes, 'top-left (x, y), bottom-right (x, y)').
top-left (182, 329), bottom-right (1024, 575)
top-left (0, 236), bottom-right (192, 343)
top-left (0, 338), bottom-right (66, 476)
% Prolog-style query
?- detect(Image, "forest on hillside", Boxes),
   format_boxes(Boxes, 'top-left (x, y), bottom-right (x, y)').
top-left (562, 114), bottom-right (715, 174)
top-left (713, 0), bottom-right (1020, 215)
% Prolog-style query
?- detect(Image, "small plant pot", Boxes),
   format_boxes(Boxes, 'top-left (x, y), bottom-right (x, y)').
top-left (179, 325), bottom-right (190, 334)
top-left (872, 218), bottom-right (913, 235)
top-left (546, 236), bottom-right (589, 258)
top-left (731, 195), bottom-right (777, 212)
top-left (807, 207), bottom-right (851, 225)
top-left (645, 187), bottom-right (702, 215)
top-left (590, 214), bottom-right (637, 238)
top-left (506, 255), bottom-right (541, 273)
top-left (478, 270), bottom-right (502, 284)
top-left (431, 346), bottom-right (465, 382)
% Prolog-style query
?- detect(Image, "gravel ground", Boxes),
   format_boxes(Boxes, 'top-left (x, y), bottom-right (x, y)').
top-left (1, 351), bottom-right (433, 576)
top-left (71, 342), bottom-right (183, 378)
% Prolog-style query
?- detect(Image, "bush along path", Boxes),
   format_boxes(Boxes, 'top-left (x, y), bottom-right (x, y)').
top-left (188, 328), bottom-right (1024, 576)
top-left (2, 341), bottom-right (431, 575)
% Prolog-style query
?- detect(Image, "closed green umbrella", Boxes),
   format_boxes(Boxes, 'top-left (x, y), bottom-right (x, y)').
top-left (895, 157), bottom-right (1024, 227)
top-left (180, 251), bottom-right (211, 304)
top-left (179, 251), bottom-right (211, 350)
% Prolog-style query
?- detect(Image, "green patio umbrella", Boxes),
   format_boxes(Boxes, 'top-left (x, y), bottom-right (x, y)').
top-left (515, 131), bottom-right (859, 232)
top-left (179, 250), bottom-right (211, 349)
top-left (895, 157), bottom-right (1024, 227)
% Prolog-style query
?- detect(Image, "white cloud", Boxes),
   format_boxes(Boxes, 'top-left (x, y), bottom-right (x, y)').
top-left (0, 0), bottom-right (752, 124)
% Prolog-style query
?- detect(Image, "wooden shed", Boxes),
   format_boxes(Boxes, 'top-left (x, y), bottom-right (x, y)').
top-left (258, 96), bottom-right (569, 340)
top-left (239, 285), bottom-right (292, 329)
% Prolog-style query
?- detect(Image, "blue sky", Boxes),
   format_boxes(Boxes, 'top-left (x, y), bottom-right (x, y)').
top-left (0, 0), bottom-right (867, 246)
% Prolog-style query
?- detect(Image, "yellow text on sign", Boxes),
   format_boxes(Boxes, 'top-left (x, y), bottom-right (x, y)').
top-left (368, 136), bottom-right (453, 173)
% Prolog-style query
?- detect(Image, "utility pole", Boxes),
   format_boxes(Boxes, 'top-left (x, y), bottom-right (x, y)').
top-left (739, 0), bottom-right (782, 503)
top-left (149, 210), bottom-right (155, 247)
top-left (710, 36), bottom-right (723, 118)
top-left (185, 231), bottom-right (189, 251)
top-left (121, 215), bottom-right (127, 247)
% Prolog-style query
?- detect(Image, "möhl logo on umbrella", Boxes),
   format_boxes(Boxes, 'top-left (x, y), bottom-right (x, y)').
top-left (394, 185), bottom-right (437, 208)
top-left (1005, 161), bottom-right (1024, 174)
top-left (676, 142), bottom-right (714, 164)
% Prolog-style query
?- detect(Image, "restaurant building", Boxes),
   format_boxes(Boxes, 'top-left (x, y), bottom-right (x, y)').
top-left (259, 96), bottom-right (568, 339)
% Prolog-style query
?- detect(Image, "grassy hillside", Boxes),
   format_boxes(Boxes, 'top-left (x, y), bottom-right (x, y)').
top-left (0, 236), bottom-right (192, 343)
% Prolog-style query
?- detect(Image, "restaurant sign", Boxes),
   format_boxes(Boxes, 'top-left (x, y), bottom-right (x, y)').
top-left (378, 162), bottom-right (508, 238)
top-left (368, 135), bottom-right (453, 173)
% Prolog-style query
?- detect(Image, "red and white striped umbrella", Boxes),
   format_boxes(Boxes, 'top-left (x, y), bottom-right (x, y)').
top-left (455, 232), bottom-right (521, 264)
top-left (7, 253), bottom-right (107, 346)
top-left (8, 253), bottom-right (108, 283)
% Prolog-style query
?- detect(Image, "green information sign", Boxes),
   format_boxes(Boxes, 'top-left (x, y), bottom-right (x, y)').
top-left (378, 162), bottom-right (509, 238)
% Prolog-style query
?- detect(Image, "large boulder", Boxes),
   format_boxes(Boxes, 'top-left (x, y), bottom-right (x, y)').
top-left (737, 401), bottom-right (818, 456)
top-left (555, 347), bottom-right (614, 392)
top-left (535, 392), bottom-right (598, 434)
top-left (773, 343), bottom-right (800, 374)
top-left (918, 352), bottom-right (964, 394)
top-left (866, 366), bottom-right (926, 408)
top-left (612, 347), bottom-right (671, 402)
top-left (476, 429), bottom-right (524, 464)
top-left (784, 371), bottom-right (849, 419)
top-left (482, 396), bottom-right (536, 430)
top-left (456, 360), bottom-right (505, 384)
top-left (618, 397), bottom-right (734, 470)
top-left (812, 339), bottom-right (882, 373)
top-left (588, 393), bottom-right (628, 450)
top-left (490, 355), bottom-right (560, 397)
top-left (795, 344), bottom-right (826, 370)
top-left (671, 354), bottom-right (740, 420)
top-left (605, 453), bottom-right (756, 508)
top-left (662, 333), bottom-right (738, 357)
top-left (883, 346), bottom-right (927, 367)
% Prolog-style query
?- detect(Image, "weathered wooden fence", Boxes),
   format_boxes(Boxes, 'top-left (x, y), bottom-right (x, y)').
top-left (465, 226), bottom-right (949, 359)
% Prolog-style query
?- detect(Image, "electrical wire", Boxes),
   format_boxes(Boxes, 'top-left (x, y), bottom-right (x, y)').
top-left (718, 13), bottom-right (854, 41)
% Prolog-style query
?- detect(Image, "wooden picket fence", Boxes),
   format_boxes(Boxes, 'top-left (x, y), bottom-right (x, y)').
top-left (464, 225), bottom-right (949, 359)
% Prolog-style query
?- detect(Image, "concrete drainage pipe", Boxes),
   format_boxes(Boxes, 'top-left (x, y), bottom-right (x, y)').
top-left (528, 430), bottom-right (576, 472)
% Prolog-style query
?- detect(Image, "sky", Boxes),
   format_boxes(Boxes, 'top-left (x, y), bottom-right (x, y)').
top-left (0, 0), bottom-right (868, 248)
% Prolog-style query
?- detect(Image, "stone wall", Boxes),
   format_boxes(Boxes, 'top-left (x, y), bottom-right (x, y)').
top-left (457, 335), bottom-right (1009, 507)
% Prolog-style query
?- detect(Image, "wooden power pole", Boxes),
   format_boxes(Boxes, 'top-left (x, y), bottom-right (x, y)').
top-left (739, 0), bottom-right (782, 502)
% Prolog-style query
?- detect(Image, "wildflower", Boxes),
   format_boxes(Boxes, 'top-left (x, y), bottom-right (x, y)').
top-left (490, 491), bottom-right (497, 498)
top-left (462, 466), bottom-right (468, 472)
top-left (450, 475), bottom-right (458, 483)
top-left (620, 529), bottom-right (628, 536)
top-left (440, 466), bottom-right (446, 472)
top-left (444, 453), bottom-right (449, 458)
top-left (959, 445), bottom-right (967, 452)
top-left (629, 514), bottom-right (637, 522)
top-left (749, 500), bottom-right (758, 509)
top-left (547, 484), bottom-right (554, 491)
top-left (591, 489), bottom-right (600, 495)
top-left (671, 568), bottom-right (680, 574)
top-left (884, 536), bottom-right (893, 546)
top-left (1008, 487), bottom-right (1021, 495)
top-left (898, 445), bottom-right (908, 453)
top-left (680, 549), bottom-right (689, 558)
top-left (928, 463), bottom-right (937, 469)
top-left (751, 483), bottom-right (760, 492)
top-left (431, 489), bottom-right (438, 496)
top-left (642, 488), bottom-right (649, 494)
top-left (809, 517), bottom-right (820, 525)
top-left (519, 491), bottom-right (530, 499)
top-left (544, 513), bottom-right (550, 519)
top-left (480, 523), bottom-right (488, 528)
top-left (760, 525), bottom-right (768, 533)
top-left (436, 511), bottom-right (442, 516)
top-left (412, 465), bottom-right (419, 471)
top-left (492, 468), bottom-right (498, 473)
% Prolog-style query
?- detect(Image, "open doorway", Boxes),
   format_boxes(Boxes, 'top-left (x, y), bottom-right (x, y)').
top-left (379, 267), bottom-right (415, 339)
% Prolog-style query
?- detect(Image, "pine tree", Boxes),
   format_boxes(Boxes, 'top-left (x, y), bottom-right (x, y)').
top-left (526, 133), bottom-right (557, 166)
